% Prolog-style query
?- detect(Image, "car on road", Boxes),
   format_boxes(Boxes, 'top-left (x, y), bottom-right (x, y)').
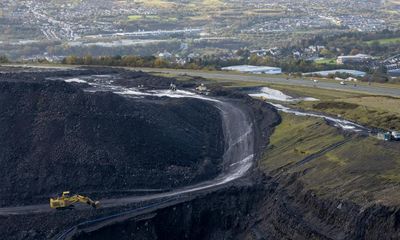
top-left (340, 81), bottom-right (346, 85)
top-left (392, 131), bottom-right (400, 141)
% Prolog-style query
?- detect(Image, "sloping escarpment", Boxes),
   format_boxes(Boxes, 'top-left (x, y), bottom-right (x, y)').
top-left (252, 174), bottom-right (400, 240)
top-left (0, 80), bottom-right (224, 207)
top-left (73, 184), bottom-right (267, 240)
top-left (74, 173), bottom-right (400, 240)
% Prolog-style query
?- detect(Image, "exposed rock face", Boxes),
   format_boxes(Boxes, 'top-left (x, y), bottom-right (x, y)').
top-left (74, 174), bottom-right (400, 240)
top-left (73, 184), bottom-right (266, 240)
top-left (0, 80), bottom-right (224, 206)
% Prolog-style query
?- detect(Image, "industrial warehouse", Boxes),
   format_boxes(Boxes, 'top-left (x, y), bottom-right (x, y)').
top-left (221, 65), bottom-right (282, 74)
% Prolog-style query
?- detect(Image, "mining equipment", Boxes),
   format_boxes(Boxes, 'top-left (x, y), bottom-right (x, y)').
top-left (50, 191), bottom-right (100, 209)
top-left (195, 83), bottom-right (210, 95)
top-left (170, 83), bottom-right (177, 91)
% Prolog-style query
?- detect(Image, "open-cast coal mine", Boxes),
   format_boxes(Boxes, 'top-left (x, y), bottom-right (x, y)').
top-left (0, 80), bottom-right (224, 207)
top-left (1, 66), bottom-right (400, 240)
top-left (0, 66), bottom-right (278, 239)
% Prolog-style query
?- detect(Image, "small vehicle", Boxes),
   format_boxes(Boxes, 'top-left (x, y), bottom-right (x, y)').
top-left (340, 81), bottom-right (346, 85)
top-left (50, 191), bottom-right (100, 210)
top-left (169, 83), bottom-right (177, 91)
top-left (392, 131), bottom-right (400, 141)
top-left (384, 132), bottom-right (392, 141)
top-left (195, 83), bottom-right (210, 95)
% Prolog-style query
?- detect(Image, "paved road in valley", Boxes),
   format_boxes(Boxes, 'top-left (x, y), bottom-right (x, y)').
top-left (133, 68), bottom-right (400, 97)
top-left (4, 64), bottom-right (400, 97)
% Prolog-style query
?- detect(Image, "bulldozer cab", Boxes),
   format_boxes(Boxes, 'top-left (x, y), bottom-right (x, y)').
top-left (61, 191), bottom-right (71, 198)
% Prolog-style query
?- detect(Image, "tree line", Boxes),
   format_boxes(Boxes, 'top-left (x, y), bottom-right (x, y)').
top-left (0, 56), bottom-right (9, 63)
top-left (61, 54), bottom-right (342, 73)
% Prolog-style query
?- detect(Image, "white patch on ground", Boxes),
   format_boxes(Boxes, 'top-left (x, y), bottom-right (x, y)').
top-left (85, 82), bottom-right (222, 103)
top-left (64, 78), bottom-right (88, 83)
top-left (249, 87), bottom-right (319, 102)
top-left (149, 89), bottom-right (197, 97)
top-left (116, 89), bottom-right (151, 96)
top-left (92, 75), bottom-right (115, 78)
top-left (270, 103), bottom-right (366, 132)
top-left (148, 89), bottom-right (221, 102)
top-left (302, 97), bottom-right (320, 101)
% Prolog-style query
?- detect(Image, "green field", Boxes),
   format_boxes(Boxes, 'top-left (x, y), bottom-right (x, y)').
top-left (215, 80), bottom-right (400, 130)
top-left (262, 113), bottom-right (400, 206)
top-left (128, 15), bottom-right (163, 21)
top-left (262, 113), bottom-right (345, 171)
top-left (267, 85), bottom-right (400, 130)
top-left (314, 58), bottom-right (337, 65)
top-left (146, 15), bottom-right (161, 20)
top-left (366, 37), bottom-right (400, 45)
top-left (128, 15), bottom-right (142, 21)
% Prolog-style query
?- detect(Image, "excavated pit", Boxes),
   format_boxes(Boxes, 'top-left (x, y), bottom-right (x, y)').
top-left (0, 69), bottom-right (225, 207)
top-left (0, 67), bottom-right (282, 240)
top-left (1, 67), bottom-right (400, 240)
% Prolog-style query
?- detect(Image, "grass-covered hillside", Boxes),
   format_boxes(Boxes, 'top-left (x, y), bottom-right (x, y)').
top-left (262, 113), bottom-right (400, 206)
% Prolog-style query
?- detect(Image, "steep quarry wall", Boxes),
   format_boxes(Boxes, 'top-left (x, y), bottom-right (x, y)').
top-left (74, 173), bottom-right (400, 240)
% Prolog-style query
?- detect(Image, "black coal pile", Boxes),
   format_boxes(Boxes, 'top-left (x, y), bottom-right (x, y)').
top-left (0, 79), bottom-right (224, 207)
top-left (0, 66), bottom-right (180, 89)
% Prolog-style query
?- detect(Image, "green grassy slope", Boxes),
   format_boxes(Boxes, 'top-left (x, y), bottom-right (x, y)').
top-left (262, 113), bottom-right (400, 206)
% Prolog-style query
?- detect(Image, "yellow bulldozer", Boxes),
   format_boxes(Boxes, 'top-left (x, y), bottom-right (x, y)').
top-left (50, 191), bottom-right (100, 209)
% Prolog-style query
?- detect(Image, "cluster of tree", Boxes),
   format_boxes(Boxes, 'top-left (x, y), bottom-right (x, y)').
top-left (61, 52), bottom-right (357, 75)
top-left (0, 41), bottom-right (61, 60)
top-left (61, 55), bottom-right (212, 70)
top-left (0, 40), bottom-right (182, 61)
top-left (63, 55), bottom-right (162, 67)
top-left (0, 56), bottom-right (9, 63)
top-left (362, 66), bottom-right (390, 83)
top-left (291, 30), bottom-right (400, 58)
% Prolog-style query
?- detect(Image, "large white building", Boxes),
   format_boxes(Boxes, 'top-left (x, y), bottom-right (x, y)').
top-left (221, 65), bottom-right (282, 74)
top-left (303, 69), bottom-right (366, 77)
top-left (337, 54), bottom-right (372, 64)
